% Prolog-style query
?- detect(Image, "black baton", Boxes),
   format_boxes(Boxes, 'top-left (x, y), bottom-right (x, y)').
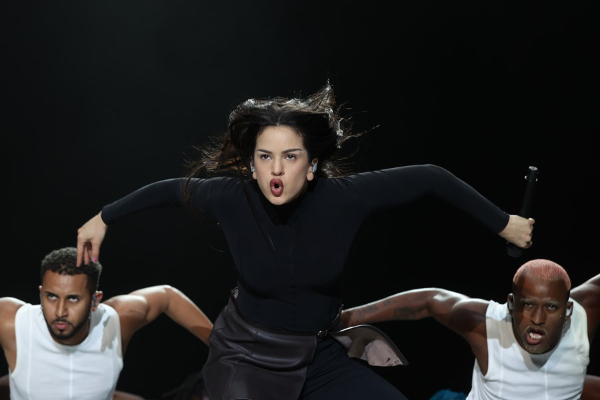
top-left (506, 166), bottom-right (539, 257)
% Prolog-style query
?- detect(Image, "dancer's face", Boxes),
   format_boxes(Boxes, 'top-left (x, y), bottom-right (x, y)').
top-left (252, 125), bottom-right (316, 205)
top-left (39, 271), bottom-right (101, 345)
top-left (509, 274), bottom-right (572, 354)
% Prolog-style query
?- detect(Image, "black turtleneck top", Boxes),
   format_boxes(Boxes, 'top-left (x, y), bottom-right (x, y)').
top-left (101, 164), bottom-right (508, 333)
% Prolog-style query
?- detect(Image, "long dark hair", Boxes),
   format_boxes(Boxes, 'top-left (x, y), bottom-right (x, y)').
top-left (185, 81), bottom-right (360, 181)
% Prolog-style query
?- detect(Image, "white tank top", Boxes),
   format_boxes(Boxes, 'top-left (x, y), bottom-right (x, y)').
top-left (9, 303), bottom-right (123, 400)
top-left (467, 299), bottom-right (589, 400)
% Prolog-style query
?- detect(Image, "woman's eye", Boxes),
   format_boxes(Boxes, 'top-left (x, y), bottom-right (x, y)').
top-left (259, 154), bottom-right (270, 160)
top-left (286, 154), bottom-right (297, 160)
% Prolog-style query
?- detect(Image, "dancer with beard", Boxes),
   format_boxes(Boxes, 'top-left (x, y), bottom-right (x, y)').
top-left (0, 247), bottom-right (213, 400)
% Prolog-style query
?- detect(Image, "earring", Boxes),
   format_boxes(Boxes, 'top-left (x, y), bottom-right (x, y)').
top-left (250, 162), bottom-right (255, 172)
top-left (311, 162), bottom-right (317, 173)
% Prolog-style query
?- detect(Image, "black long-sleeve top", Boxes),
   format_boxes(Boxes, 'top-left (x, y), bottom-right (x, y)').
top-left (102, 164), bottom-right (508, 333)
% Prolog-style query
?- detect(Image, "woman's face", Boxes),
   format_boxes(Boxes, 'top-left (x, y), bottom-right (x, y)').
top-left (252, 125), bottom-right (316, 205)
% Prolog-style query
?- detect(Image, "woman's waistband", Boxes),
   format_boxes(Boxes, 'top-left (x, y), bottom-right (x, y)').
top-left (228, 287), bottom-right (343, 337)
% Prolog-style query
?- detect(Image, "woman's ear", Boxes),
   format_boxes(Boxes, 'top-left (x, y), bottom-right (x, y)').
top-left (250, 160), bottom-right (257, 180)
top-left (307, 158), bottom-right (318, 181)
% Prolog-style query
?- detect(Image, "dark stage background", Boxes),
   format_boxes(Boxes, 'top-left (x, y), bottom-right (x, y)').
top-left (3, 1), bottom-right (599, 399)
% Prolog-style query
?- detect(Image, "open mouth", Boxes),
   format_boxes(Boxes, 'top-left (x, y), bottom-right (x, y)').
top-left (270, 179), bottom-right (283, 197)
top-left (525, 328), bottom-right (546, 345)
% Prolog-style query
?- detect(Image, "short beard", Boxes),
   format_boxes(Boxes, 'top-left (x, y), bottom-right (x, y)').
top-left (520, 340), bottom-right (550, 354)
top-left (46, 309), bottom-right (91, 342)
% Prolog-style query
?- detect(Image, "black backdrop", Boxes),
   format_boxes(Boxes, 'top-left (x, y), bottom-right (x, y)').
top-left (3, 1), bottom-right (599, 399)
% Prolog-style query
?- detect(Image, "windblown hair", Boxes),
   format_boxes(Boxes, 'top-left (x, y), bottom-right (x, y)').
top-left (512, 258), bottom-right (572, 293)
top-left (185, 81), bottom-right (360, 180)
top-left (40, 247), bottom-right (102, 294)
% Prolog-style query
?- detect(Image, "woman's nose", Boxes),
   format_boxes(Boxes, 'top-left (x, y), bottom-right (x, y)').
top-left (271, 159), bottom-right (284, 176)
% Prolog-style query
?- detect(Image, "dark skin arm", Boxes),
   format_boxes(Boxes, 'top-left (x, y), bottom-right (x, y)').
top-left (583, 374), bottom-right (600, 400)
top-left (571, 274), bottom-right (600, 400)
top-left (104, 285), bottom-right (213, 354)
top-left (0, 298), bottom-right (24, 372)
top-left (570, 274), bottom-right (600, 343)
top-left (341, 288), bottom-right (492, 373)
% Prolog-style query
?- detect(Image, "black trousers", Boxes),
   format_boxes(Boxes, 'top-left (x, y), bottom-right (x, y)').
top-left (300, 336), bottom-right (408, 400)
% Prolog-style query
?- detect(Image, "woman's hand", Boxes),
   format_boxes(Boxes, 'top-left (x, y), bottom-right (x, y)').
top-left (76, 211), bottom-right (107, 266)
top-left (499, 214), bottom-right (535, 249)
